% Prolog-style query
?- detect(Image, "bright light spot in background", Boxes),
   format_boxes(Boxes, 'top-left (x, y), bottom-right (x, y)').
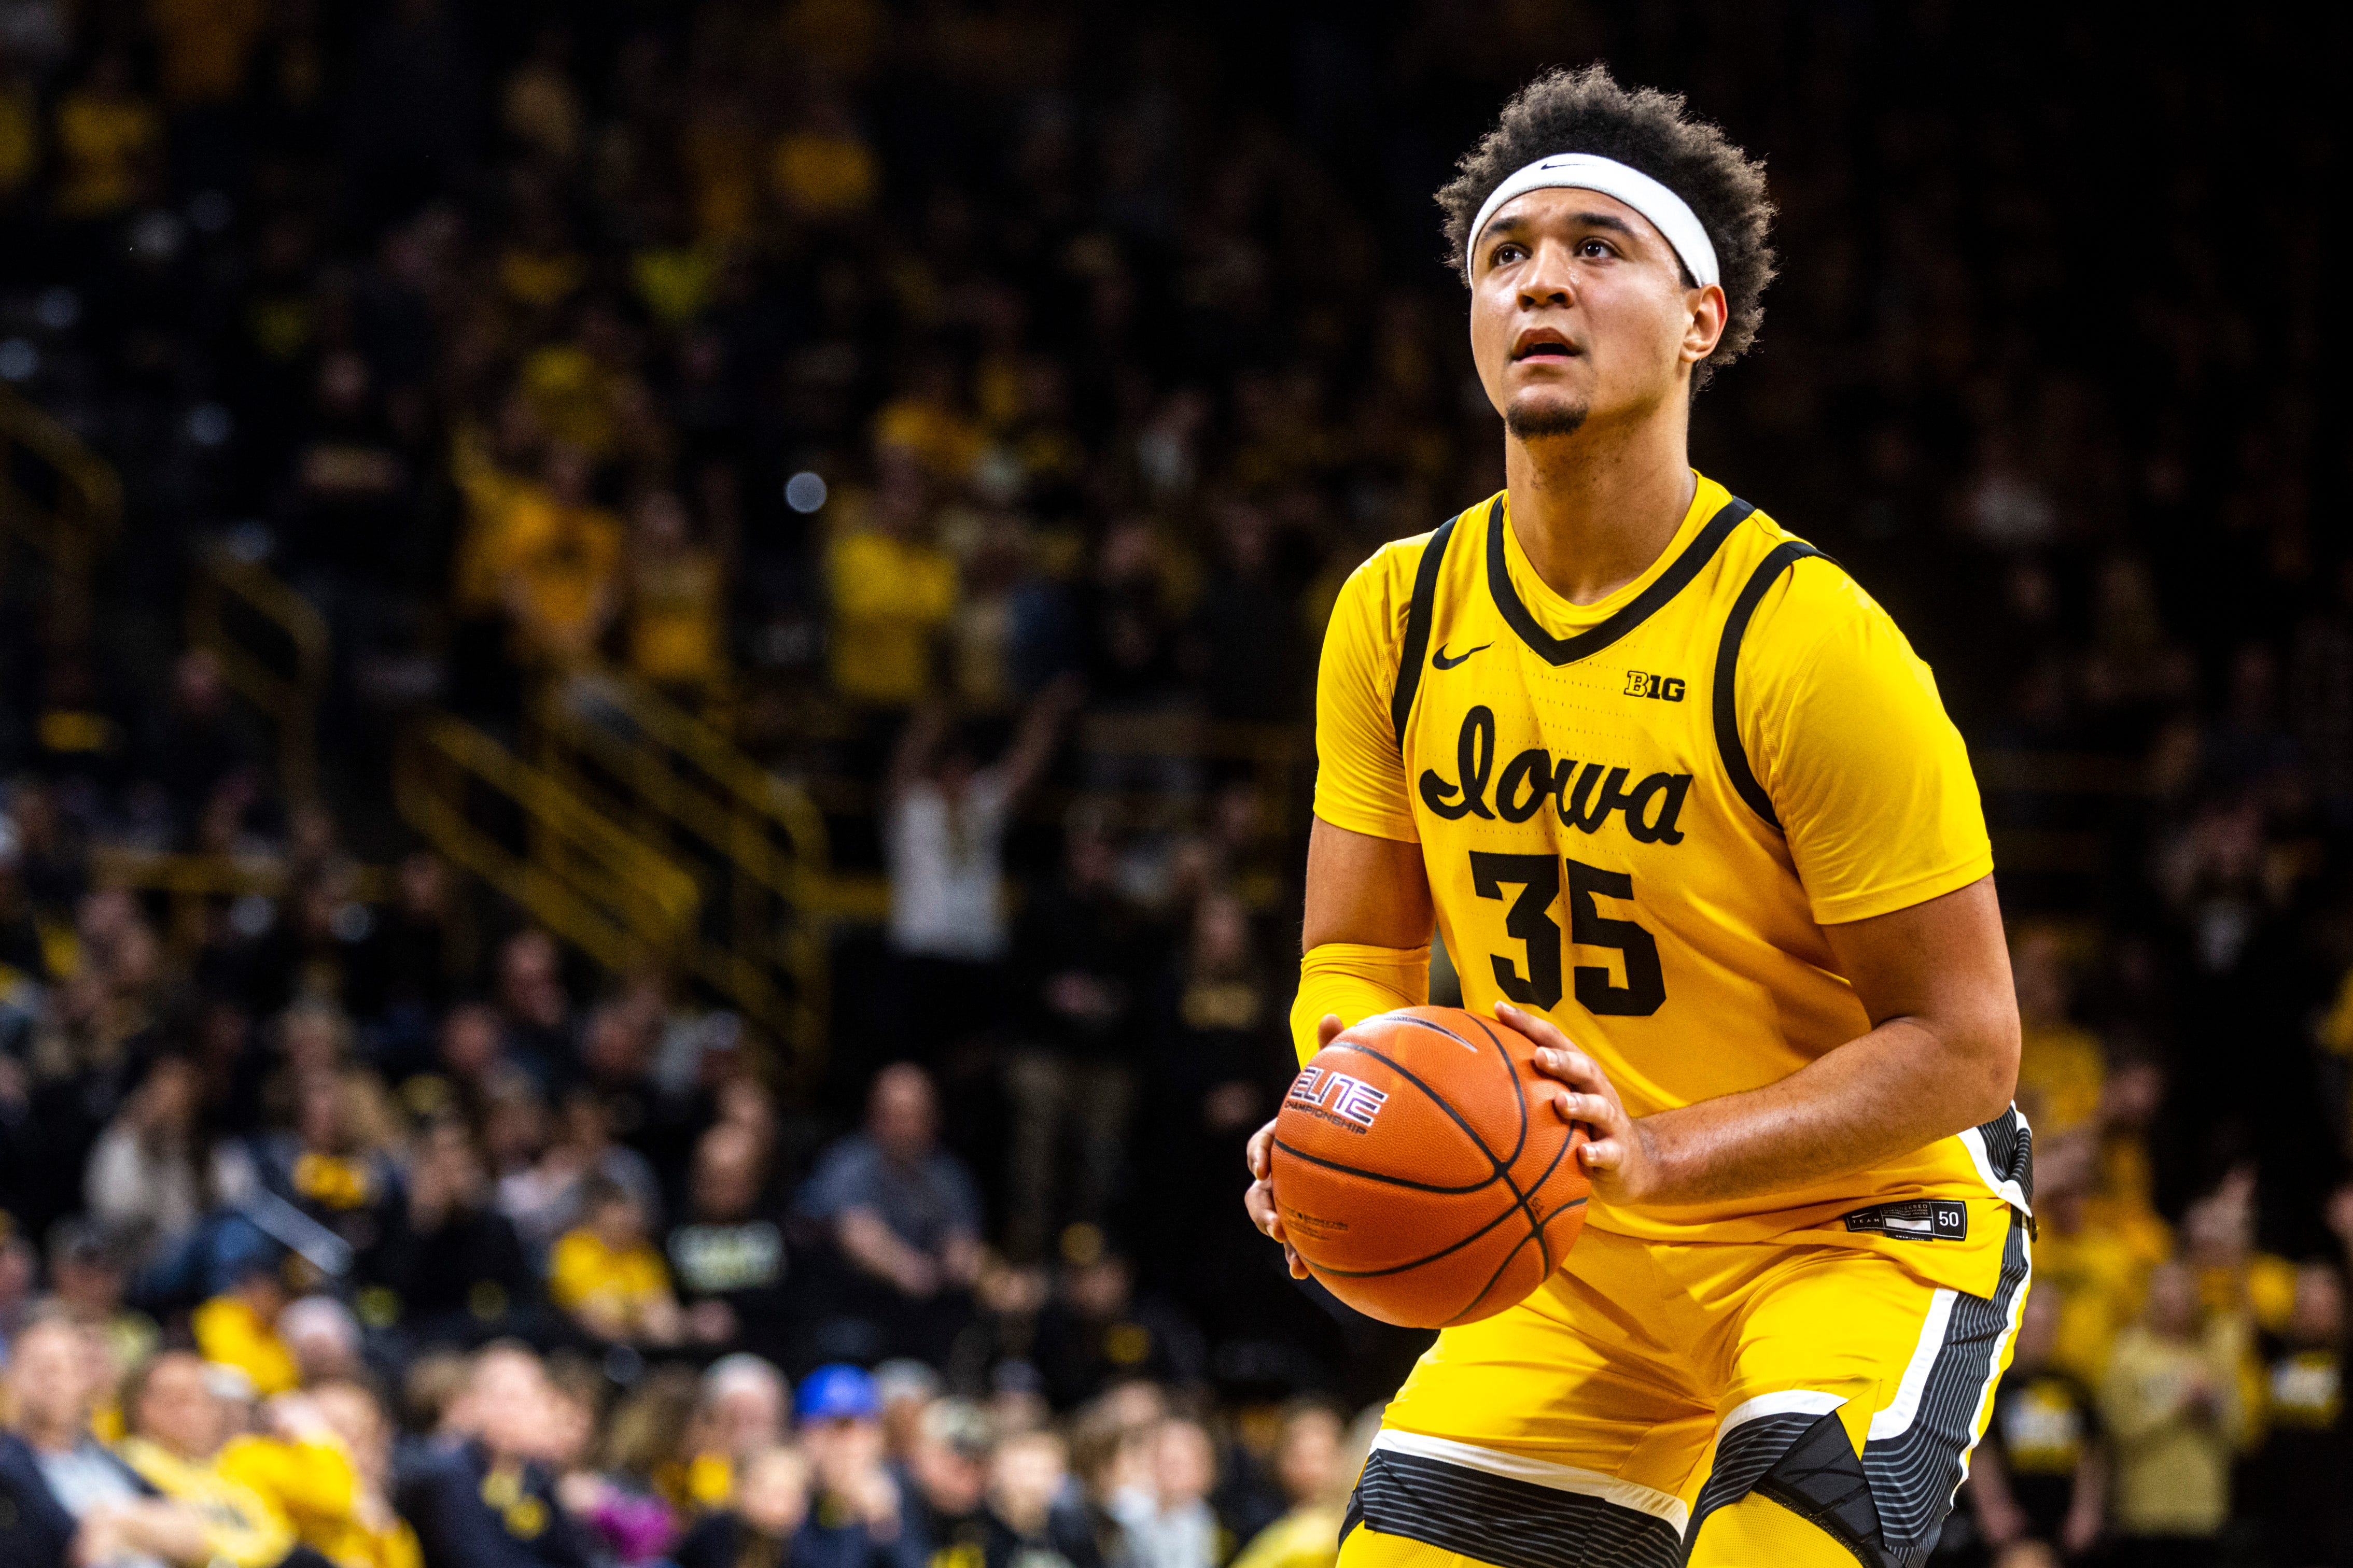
top-left (34, 287), bottom-right (78, 332)
top-left (785, 471), bottom-right (828, 513)
top-left (186, 403), bottom-right (233, 447)
top-left (0, 340), bottom-right (35, 382)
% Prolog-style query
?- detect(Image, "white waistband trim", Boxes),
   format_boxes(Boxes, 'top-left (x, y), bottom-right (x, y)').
top-left (1717, 1388), bottom-right (1847, 1438)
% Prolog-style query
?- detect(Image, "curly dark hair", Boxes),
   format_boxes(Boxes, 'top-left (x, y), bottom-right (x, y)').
top-left (1437, 65), bottom-right (1776, 391)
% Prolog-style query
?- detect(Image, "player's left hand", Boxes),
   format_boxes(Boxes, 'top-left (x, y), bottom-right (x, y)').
top-left (1244, 1012), bottom-right (1346, 1280)
top-left (1495, 1001), bottom-right (1664, 1206)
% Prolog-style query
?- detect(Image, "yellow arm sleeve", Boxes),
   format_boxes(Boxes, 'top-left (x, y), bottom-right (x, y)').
top-left (1290, 942), bottom-right (1428, 1065)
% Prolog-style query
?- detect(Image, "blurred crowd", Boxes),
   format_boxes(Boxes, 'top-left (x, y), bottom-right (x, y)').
top-left (0, 2), bottom-right (2346, 1566)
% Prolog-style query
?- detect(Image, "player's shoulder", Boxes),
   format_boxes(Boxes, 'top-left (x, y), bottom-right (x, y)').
top-left (1722, 499), bottom-right (1897, 649)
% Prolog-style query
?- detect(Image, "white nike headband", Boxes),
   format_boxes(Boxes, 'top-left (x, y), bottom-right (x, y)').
top-left (1463, 152), bottom-right (1718, 289)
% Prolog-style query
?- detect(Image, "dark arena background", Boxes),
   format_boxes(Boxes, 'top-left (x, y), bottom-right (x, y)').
top-left (0, 3), bottom-right (2346, 1566)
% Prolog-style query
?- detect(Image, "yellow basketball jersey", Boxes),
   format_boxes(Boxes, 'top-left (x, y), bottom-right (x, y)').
top-left (1311, 472), bottom-right (2024, 1296)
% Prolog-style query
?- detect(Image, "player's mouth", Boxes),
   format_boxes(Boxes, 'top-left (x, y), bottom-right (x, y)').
top-left (1510, 328), bottom-right (1581, 362)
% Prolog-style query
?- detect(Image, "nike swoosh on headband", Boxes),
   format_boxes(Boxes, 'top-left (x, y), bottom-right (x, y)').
top-left (1465, 152), bottom-right (1718, 290)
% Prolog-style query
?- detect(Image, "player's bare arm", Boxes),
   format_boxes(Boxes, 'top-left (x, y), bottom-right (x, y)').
top-left (1516, 870), bottom-right (2019, 1206)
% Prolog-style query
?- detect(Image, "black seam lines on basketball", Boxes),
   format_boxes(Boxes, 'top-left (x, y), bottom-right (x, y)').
top-left (1444, 1206), bottom-right (1551, 1326)
top-left (1462, 1012), bottom-right (1553, 1281)
top-left (1368, 1010), bottom-right (1481, 1054)
top-left (1509, 1099), bottom-right (1582, 1277)
top-left (1340, 1022), bottom-right (1571, 1322)
top-left (1270, 1137), bottom-right (1500, 1196)
top-left (1440, 1123), bottom-right (1586, 1325)
top-left (1322, 1040), bottom-right (1519, 1177)
top-left (1463, 1015), bottom-right (1531, 1167)
top-left (1321, 1035), bottom-right (1545, 1276)
top-left (1298, 1189), bottom-right (1533, 1278)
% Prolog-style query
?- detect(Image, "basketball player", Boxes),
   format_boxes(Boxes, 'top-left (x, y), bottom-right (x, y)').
top-left (1243, 67), bottom-right (2029, 1567)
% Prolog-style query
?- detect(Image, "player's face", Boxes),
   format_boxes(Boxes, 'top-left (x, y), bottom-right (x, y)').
top-left (1466, 187), bottom-right (1725, 441)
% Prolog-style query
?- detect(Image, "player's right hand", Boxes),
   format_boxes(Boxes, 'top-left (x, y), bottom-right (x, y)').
top-left (1245, 1012), bottom-right (1345, 1280)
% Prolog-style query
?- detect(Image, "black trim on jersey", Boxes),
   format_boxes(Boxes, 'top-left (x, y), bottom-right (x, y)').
top-left (1391, 513), bottom-right (1462, 750)
top-left (1711, 539), bottom-right (1826, 830)
top-left (1486, 495), bottom-right (1755, 668)
top-left (1344, 1448), bottom-right (1682, 1568)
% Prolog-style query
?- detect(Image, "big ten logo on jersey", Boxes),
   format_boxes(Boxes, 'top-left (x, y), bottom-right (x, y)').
top-left (1286, 1065), bottom-right (1388, 1132)
top-left (1417, 705), bottom-right (1692, 842)
top-left (1623, 669), bottom-right (1685, 701)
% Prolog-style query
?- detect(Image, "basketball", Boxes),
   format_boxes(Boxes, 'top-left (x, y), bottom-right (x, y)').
top-left (1270, 1006), bottom-right (1591, 1328)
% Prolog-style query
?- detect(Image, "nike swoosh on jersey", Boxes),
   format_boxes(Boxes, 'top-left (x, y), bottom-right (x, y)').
top-left (1432, 643), bottom-right (1491, 670)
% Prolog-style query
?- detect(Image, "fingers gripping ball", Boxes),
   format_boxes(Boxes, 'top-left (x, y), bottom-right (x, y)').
top-left (1271, 1006), bottom-right (1590, 1327)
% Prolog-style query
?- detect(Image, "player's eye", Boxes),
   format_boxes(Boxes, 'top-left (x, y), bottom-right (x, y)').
top-left (1577, 237), bottom-right (1617, 259)
top-left (1491, 242), bottom-right (1528, 267)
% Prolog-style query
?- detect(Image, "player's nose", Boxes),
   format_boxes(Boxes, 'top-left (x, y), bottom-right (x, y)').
top-left (1515, 236), bottom-right (1577, 308)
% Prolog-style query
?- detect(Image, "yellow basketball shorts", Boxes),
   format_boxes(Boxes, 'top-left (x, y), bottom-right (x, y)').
top-left (1339, 1205), bottom-right (2030, 1568)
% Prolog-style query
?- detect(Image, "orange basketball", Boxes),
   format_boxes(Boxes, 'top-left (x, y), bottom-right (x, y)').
top-left (1270, 1006), bottom-right (1590, 1328)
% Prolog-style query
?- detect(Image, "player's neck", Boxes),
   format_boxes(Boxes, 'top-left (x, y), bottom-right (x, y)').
top-left (1502, 401), bottom-right (1695, 607)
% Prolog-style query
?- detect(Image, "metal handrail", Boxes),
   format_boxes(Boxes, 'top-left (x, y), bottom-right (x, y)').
top-left (187, 550), bottom-right (331, 801)
top-left (396, 714), bottom-right (699, 974)
top-left (0, 384), bottom-right (122, 642)
top-left (91, 846), bottom-right (392, 901)
top-left (534, 669), bottom-right (833, 1075)
top-left (540, 670), bottom-right (832, 889)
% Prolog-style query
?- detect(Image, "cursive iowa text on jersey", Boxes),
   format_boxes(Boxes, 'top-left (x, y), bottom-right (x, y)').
top-left (1417, 703), bottom-right (1692, 843)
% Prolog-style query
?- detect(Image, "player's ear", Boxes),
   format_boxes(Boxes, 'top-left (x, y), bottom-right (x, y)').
top-left (1681, 284), bottom-right (1728, 364)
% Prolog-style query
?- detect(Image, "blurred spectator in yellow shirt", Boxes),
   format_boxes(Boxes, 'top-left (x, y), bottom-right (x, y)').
top-left (828, 449), bottom-right (957, 708)
top-left (549, 1175), bottom-right (683, 1346)
top-left (771, 88), bottom-right (878, 222)
top-left (1229, 1403), bottom-right (1375, 1568)
top-left (309, 1379), bottom-right (423, 1568)
top-left (2085, 1058), bottom-right (2175, 1271)
top-left (2010, 927), bottom-right (2105, 1138)
top-left (873, 361), bottom-right (984, 483)
top-left (450, 393), bottom-right (549, 612)
top-left (43, 1217), bottom-right (160, 1385)
top-left (2099, 1260), bottom-right (2248, 1559)
top-left (52, 54), bottom-right (159, 220)
top-left (501, 27), bottom-right (581, 167)
top-left (502, 446), bottom-right (625, 670)
top-left (625, 489), bottom-right (729, 701)
top-left (219, 1383), bottom-right (421, 1568)
top-left (148, 0), bottom-right (265, 107)
top-left (2032, 1133), bottom-right (2150, 1387)
top-left (194, 1263), bottom-right (302, 1399)
top-left (117, 1351), bottom-right (300, 1568)
top-left (0, 62), bottom-right (39, 202)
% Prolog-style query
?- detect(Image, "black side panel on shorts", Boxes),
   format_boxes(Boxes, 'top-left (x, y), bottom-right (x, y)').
top-left (1391, 513), bottom-right (1462, 751)
top-left (1682, 1210), bottom-right (2033, 1568)
top-left (1861, 1213), bottom-right (2032, 1559)
top-left (1755, 1412), bottom-right (1883, 1566)
top-left (1711, 540), bottom-right (1826, 830)
top-left (1347, 1448), bottom-right (1682, 1568)
top-left (1688, 1412), bottom-right (1825, 1552)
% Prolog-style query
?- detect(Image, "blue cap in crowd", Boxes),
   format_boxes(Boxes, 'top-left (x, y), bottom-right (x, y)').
top-left (795, 1363), bottom-right (880, 1422)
